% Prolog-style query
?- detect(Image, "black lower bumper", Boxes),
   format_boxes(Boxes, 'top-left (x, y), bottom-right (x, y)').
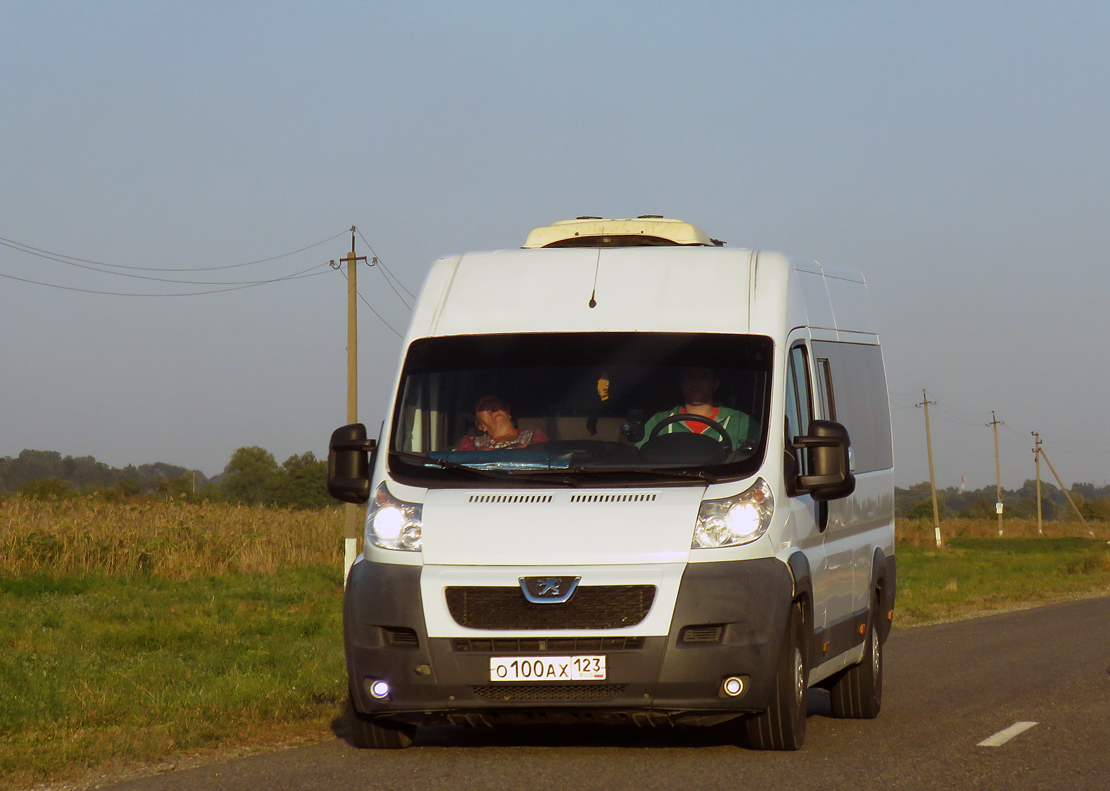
top-left (344, 558), bottom-right (794, 725)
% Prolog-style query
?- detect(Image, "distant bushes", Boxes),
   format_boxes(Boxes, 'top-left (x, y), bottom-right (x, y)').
top-left (0, 449), bottom-right (206, 497)
top-left (3, 446), bottom-right (334, 510)
top-left (217, 447), bottom-right (331, 509)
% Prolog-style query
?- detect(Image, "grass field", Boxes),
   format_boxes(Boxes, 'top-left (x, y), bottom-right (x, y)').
top-left (0, 496), bottom-right (347, 579)
top-left (0, 569), bottom-right (345, 789)
top-left (1, 498), bottom-right (1108, 789)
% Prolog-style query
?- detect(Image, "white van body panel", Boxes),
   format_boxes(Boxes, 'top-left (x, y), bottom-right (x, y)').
top-left (419, 486), bottom-right (703, 567)
top-left (426, 247), bottom-right (755, 337)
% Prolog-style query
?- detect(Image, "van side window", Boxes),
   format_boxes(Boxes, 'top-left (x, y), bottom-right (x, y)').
top-left (810, 340), bottom-right (893, 472)
top-left (785, 344), bottom-right (812, 441)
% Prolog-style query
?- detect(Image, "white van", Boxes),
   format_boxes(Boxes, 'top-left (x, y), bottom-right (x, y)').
top-left (328, 217), bottom-right (896, 750)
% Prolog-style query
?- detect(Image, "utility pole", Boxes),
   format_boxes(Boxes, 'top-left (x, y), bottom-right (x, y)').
top-left (987, 412), bottom-right (1004, 536)
top-left (343, 226), bottom-right (367, 582)
top-left (1032, 432), bottom-right (1043, 535)
top-left (917, 390), bottom-right (942, 548)
top-left (1039, 444), bottom-right (1090, 533)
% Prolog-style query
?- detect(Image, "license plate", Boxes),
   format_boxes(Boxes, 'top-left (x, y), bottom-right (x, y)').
top-left (489, 655), bottom-right (606, 681)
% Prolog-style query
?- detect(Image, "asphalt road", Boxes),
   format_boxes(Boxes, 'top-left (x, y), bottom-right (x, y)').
top-left (106, 597), bottom-right (1110, 791)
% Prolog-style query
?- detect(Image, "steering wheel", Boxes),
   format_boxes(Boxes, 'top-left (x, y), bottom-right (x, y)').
top-left (647, 413), bottom-right (734, 451)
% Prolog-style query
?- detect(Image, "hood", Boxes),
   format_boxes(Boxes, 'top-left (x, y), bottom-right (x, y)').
top-left (419, 486), bottom-right (706, 566)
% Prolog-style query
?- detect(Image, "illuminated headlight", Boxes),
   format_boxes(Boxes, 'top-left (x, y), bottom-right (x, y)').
top-left (366, 483), bottom-right (423, 552)
top-left (693, 478), bottom-right (774, 549)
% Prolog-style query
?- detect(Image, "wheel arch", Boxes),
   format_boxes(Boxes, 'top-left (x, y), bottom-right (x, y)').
top-left (785, 551), bottom-right (817, 667)
top-left (869, 548), bottom-right (897, 643)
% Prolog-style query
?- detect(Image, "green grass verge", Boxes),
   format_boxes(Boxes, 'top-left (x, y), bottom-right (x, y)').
top-left (895, 536), bottom-right (1110, 627)
top-left (0, 567), bottom-right (346, 790)
top-left (3, 538), bottom-right (1110, 788)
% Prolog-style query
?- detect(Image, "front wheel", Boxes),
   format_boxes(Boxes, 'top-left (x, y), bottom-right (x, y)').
top-left (745, 600), bottom-right (808, 750)
top-left (346, 693), bottom-right (416, 749)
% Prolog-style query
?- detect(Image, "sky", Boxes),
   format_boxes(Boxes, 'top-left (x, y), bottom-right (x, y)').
top-left (2, 1), bottom-right (1108, 490)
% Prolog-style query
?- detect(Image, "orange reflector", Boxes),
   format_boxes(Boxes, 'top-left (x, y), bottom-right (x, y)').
top-left (822, 641), bottom-right (830, 653)
top-left (887, 610), bottom-right (894, 621)
top-left (859, 624), bottom-right (866, 635)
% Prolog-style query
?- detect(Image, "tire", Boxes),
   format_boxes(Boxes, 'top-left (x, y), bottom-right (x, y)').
top-left (828, 594), bottom-right (883, 719)
top-left (347, 694), bottom-right (416, 749)
top-left (745, 600), bottom-right (808, 750)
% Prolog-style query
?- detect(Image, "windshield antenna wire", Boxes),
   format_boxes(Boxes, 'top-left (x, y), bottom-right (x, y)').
top-left (588, 249), bottom-right (600, 308)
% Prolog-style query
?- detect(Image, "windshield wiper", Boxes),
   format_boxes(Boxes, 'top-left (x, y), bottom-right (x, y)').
top-left (389, 451), bottom-right (580, 486)
top-left (518, 465), bottom-right (720, 484)
top-left (578, 466), bottom-right (720, 484)
top-left (390, 451), bottom-right (503, 479)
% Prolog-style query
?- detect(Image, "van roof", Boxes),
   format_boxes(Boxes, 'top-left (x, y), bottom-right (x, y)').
top-left (522, 217), bottom-right (722, 248)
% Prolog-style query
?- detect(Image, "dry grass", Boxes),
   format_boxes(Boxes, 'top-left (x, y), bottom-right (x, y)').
top-left (0, 496), bottom-right (353, 580)
top-left (896, 516), bottom-right (1110, 547)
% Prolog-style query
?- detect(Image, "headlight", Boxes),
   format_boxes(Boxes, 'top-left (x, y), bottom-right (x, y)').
top-left (692, 478), bottom-right (774, 549)
top-left (366, 483), bottom-right (423, 552)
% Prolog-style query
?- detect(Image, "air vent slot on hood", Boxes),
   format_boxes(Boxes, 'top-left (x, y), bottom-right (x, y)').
top-left (468, 493), bottom-right (554, 505)
top-left (569, 493), bottom-right (658, 504)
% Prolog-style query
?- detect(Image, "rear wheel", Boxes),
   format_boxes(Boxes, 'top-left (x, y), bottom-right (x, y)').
top-left (828, 593), bottom-right (883, 719)
top-left (745, 600), bottom-right (808, 750)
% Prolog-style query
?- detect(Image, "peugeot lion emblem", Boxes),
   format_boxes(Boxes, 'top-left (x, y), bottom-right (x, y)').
top-left (520, 575), bottom-right (581, 604)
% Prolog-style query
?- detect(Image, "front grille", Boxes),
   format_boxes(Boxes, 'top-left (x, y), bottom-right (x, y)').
top-left (471, 684), bottom-right (626, 702)
top-left (445, 585), bottom-right (655, 630)
top-left (453, 636), bottom-right (645, 652)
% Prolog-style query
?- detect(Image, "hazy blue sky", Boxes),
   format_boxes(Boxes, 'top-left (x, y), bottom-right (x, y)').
top-left (2, 2), bottom-right (1108, 489)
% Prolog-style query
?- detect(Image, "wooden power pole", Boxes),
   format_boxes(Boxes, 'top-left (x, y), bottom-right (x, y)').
top-left (918, 390), bottom-right (942, 548)
top-left (1032, 432), bottom-right (1043, 535)
top-left (987, 412), bottom-right (1003, 536)
top-left (1039, 444), bottom-right (1090, 533)
top-left (343, 227), bottom-right (367, 582)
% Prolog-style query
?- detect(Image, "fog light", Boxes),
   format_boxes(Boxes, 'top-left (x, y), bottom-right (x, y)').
top-left (722, 675), bottom-right (747, 698)
top-left (366, 678), bottom-right (391, 699)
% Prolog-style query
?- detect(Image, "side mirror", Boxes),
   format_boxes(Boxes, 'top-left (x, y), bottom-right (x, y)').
top-left (793, 420), bottom-right (855, 501)
top-left (327, 423), bottom-right (377, 504)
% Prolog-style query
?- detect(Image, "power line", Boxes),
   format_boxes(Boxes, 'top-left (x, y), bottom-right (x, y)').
top-left (0, 230), bottom-right (348, 272)
top-left (336, 267), bottom-right (403, 339)
top-left (0, 261), bottom-right (337, 297)
top-left (2, 228), bottom-right (408, 342)
top-left (4, 254), bottom-right (335, 287)
top-left (354, 226), bottom-right (416, 300)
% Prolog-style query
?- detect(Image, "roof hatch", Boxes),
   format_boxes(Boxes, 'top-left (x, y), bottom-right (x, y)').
top-left (522, 216), bottom-right (724, 248)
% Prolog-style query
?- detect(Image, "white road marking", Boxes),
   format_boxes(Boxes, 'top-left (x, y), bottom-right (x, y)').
top-left (977, 721), bottom-right (1039, 747)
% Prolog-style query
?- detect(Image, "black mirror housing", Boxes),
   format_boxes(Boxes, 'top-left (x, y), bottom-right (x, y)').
top-left (794, 419), bottom-right (855, 501)
top-left (327, 423), bottom-right (376, 504)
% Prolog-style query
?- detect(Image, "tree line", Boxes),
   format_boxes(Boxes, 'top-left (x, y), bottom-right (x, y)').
top-left (0, 447), bottom-right (333, 509)
top-left (895, 480), bottom-right (1110, 521)
top-left (7, 447), bottom-right (1108, 519)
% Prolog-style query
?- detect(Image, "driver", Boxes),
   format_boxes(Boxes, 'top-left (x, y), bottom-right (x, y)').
top-left (637, 367), bottom-right (750, 449)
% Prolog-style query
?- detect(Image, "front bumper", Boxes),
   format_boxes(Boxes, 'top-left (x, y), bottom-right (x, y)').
top-left (344, 558), bottom-right (794, 725)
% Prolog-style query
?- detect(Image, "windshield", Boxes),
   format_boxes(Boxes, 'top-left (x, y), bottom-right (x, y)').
top-left (389, 332), bottom-right (772, 485)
